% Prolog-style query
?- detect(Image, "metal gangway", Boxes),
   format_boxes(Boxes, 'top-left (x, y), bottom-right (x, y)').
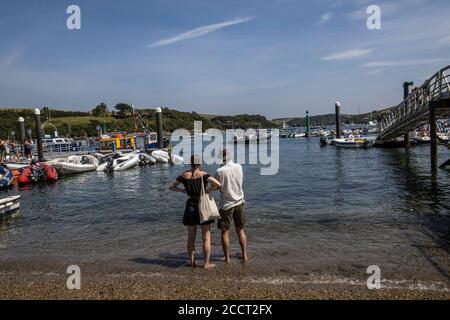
top-left (377, 65), bottom-right (450, 170)
top-left (378, 65), bottom-right (450, 140)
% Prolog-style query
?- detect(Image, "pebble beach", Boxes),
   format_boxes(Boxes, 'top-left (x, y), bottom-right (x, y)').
top-left (1, 260), bottom-right (449, 300)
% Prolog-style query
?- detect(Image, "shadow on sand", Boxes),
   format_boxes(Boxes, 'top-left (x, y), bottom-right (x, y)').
top-left (129, 252), bottom-right (226, 269)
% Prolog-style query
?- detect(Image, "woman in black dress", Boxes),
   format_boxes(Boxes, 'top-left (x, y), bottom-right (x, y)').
top-left (169, 155), bottom-right (221, 268)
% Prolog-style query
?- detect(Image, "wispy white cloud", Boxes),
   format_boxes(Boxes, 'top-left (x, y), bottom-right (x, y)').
top-left (437, 36), bottom-right (450, 47)
top-left (315, 13), bottom-right (333, 26)
top-left (322, 48), bottom-right (374, 61)
top-left (366, 69), bottom-right (384, 75)
top-left (148, 17), bottom-right (253, 48)
top-left (0, 49), bottom-right (22, 70)
top-left (362, 58), bottom-right (447, 68)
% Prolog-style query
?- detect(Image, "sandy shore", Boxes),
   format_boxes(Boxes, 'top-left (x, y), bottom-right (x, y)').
top-left (1, 267), bottom-right (449, 300)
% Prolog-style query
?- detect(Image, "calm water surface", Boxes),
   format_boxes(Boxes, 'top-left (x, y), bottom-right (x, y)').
top-left (1, 138), bottom-right (449, 285)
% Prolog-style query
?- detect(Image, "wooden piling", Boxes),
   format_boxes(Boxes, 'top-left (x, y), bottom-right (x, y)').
top-left (404, 133), bottom-right (410, 147)
top-left (403, 82), bottom-right (413, 147)
top-left (34, 108), bottom-right (44, 162)
top-left (18, 117), bottom-right (25, 145)
top-left (430, 105), bottom-right (437, 172)
top-left (335, 102), bottom-right (341, 138)
top-left (155, 107), bottom-right (164, 149)
top-left (306, 110), bottom-right (310, 137)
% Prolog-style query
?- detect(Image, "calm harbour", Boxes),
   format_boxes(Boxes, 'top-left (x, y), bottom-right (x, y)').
top-left (1, 137), bottom-right (449, 291)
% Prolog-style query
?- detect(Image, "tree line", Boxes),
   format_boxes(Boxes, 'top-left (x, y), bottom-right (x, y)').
top-left (0, 104), bottom-right (278, 139)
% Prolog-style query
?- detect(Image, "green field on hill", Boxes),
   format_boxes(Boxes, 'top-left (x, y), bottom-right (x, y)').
top-left (50, 116), bottom-right (113, 126)
top-left (0, 107), bottom-right (278, 139)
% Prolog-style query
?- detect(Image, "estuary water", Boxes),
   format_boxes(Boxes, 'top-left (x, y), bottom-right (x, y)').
top-left (1, 138), bottom-right (450, 288)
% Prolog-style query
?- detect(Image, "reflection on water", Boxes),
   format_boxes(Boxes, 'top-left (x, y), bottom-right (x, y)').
top-left (0, 138), bottom-right (449, 283)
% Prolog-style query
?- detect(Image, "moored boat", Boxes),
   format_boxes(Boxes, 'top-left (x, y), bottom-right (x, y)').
top-left (99, 152), bottom-right (152, 172)
top-left (333, 137), bottom-right (374, 148)
top-left (437, 133), bottom-right (450, 143)
top-left (113, 154), bottom-right (141, 172)
top-left (0, 195), bottom-right (21, 219)
top-left (0, 166), bottom-right (17, 189)
top-left (18, 162), bottom-right (58, 185)
top-left (3, 161), bottom-right (30, 170)
top-left (289, 132), bottom-right (306, 138)
top-left (138, 154), bottom-right (157, 166)
top-left (412, 136), bottom-right (431, 145)
top-left (50, 155), bottom-right (99, 174)
top-left (151, 150), bottom-right (184, 164)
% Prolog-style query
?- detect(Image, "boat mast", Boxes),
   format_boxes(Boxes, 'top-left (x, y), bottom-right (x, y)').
top-left (131, 104), bottom-right (138, 134)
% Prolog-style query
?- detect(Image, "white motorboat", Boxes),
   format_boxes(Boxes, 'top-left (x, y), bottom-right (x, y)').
top-left (437, 133), bottom-right (450, 143)
top-left (333, 137), bottom-right (374, 148)
top-left (412, 136), bottom-right (431, 145)
top-left (49, 155), bottom-right (99, 174)
top-left (0, 195), bottom-right (21, 218)
top-left (99, 155), bottom-right (129, 172)
top-left (152, 152), bottom-right (169, 163)
top-left (151, 150), bottom-right (184, 164)
top-left (96, 161), bottom-right (108, 172)
top-left (96, 152), bottom-right (126, 172)
top-left (113, 154), bottom-right (141, 172)
top-left (138, 154), bottom-right (157, 165)
top-left (3, 161), bottom-right (30, 170)
top-left (289, 132), bottom-right (306, 138)
top-left (98, 153), bottom-right (141, 172)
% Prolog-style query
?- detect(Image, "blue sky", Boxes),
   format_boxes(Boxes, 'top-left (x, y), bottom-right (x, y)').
top-left (0, 0), bottom-right (449, 118)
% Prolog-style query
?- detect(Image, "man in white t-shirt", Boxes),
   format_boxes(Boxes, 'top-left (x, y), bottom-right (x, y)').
top-left (214, 149), bottom-right (247, 263)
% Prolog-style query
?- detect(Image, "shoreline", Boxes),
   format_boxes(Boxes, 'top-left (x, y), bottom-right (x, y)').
top-left (1, 265), bottom-right (449, 300)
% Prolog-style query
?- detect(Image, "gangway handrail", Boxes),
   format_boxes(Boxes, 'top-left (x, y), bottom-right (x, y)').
top-left (378, 65), bottom-right (450, 139)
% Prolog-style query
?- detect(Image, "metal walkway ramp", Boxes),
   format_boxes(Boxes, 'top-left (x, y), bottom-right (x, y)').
top-left (377, 65), bottom-right (450, 171)
top-left (378, 65), bottom-right (450, 140)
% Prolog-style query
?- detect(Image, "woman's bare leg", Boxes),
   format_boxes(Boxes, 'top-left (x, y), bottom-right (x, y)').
top-left (201, 224), bottom-right (215, 269)
top-left (187, 226), bottom-right (197, 267)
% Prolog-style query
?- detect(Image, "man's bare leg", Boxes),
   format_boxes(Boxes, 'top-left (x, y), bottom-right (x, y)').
top-left (221, 229), bottom-right (231, 263)
top-left (187, 226), bottom-right (197, 267)
top-left (236, 227), bottom-right (248, 263)
top-left (201, 224), bottom-right (215, 269)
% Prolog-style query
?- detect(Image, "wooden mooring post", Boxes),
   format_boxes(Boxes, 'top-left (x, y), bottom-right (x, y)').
top-left (34, 108), bottom-right (44, 162)
top-left (403, 81), bottom-right (413, 147)
top-left (155, 107), bottom-right (164, 149)
top-left (335, 102), bottom-right (341, 138)
top-left (430, 105), bottom-right (437, 172)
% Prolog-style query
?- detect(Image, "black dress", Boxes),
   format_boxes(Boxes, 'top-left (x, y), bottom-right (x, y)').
top-left (177, 173), bottom-right (214, 226)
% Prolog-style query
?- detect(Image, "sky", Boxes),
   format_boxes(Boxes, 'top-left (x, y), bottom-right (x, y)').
top-left (0, 0), bottom-right (449, 118)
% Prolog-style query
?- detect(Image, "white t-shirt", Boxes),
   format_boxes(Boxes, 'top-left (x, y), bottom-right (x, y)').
top-left (215, 160), bottom-right (245, 210)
